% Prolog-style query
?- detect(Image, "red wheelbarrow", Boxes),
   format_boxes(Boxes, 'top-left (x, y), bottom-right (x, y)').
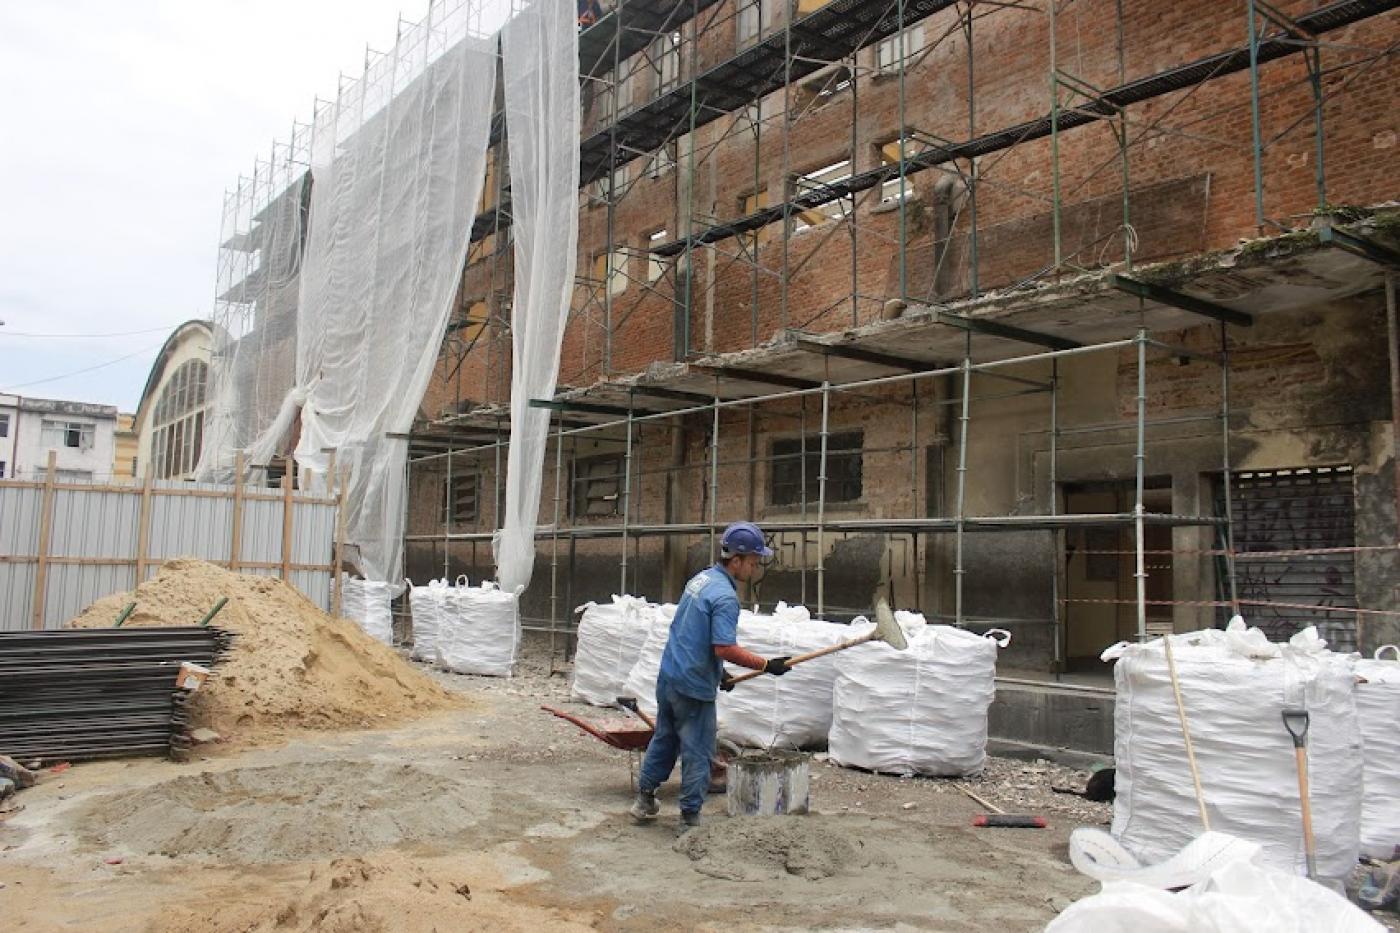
top-left (541, 700), bottom-right (732, 793)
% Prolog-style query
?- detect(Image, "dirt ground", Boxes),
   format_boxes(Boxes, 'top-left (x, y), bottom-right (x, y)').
top-left (3, 641), bottom-right (1112, 932)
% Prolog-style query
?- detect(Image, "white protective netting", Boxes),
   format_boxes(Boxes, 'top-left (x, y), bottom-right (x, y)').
top-left (201, 0), bottom-right (578, 588)
top-left (493, 0), bottom-right (581, 592)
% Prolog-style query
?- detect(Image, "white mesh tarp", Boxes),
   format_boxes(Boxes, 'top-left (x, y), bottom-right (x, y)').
top-left (493, 0), bottom-right (580, 592)
top-left (201, 0), bottom-right (578, 589)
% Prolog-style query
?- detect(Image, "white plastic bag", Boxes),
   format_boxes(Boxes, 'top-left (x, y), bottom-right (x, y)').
top-left (339, 575), bottom-right (395, 645)
top-left (828, 625), bottom-right (1007, 776)
top-left (1046, 856), bottom-right (1381, 933)
top-left (717, 604), bottom-right (853, 749)
top-left (620, 603), bottom-right (676, 716)
top-left (571, 595), bottom-right (657, 707)
top-left (408, 577), bottom-right (455, 662)
top-left (1106, 619), bottom-right (1363, 883)
top-left (436, 581), bottom-right (522, 677)
top-left (1356, 645), bottom-right (1400, 859)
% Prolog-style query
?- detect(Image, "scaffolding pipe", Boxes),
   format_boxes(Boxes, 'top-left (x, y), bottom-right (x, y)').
top-left (550, 415), bottom-right (564, 666)
top-left (1050, 357), bottom-right (1062, 669)
top-left (817, 380), bottom-right (831, 617)
top-left (800, 395), bottom-right (809, 604)
top-left (1388, 274), bottom-right (1400, 562)
top-left (709, 391), bottom-right (721, 561)
top-left (1220, 325), bottom-right (1240, 617)
top-left (443, 443), bottom-right (453, 580)
top-left (1246, 0), bottom-right (1267, 229)
top-left (619, 398), bottom-right (634, 593)
top-left (1134, 329), bottom-right (1149, 642)
top-left (954, 348), bottom-right (972, 626)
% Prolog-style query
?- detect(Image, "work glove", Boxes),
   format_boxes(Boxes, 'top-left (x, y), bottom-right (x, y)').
top-left (763, 656), bottom-right (792, 676)
top-left (719, 676), bottom-right (737, 692)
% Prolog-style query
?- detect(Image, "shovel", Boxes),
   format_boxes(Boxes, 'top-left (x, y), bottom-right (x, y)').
top-left (722, 598), bottom-right (909, 687)
top-left (1282, 708), bottom-right (1318, 880)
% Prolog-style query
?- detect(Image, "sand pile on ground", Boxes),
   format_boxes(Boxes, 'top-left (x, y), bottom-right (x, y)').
top-left (673, 816), bottom-right (867, 881)
top-left (77, 761), bottom-right (488, 862)
top-left (68, 560), bottom-right (462, 744)
top-left (145, 852), bottom-right (598, 933)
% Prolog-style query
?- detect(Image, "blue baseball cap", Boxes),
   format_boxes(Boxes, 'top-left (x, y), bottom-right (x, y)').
top-left (720, 521), bottom-right (774, 559)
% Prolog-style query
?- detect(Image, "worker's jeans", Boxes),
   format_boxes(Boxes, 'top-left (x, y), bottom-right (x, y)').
top-left (638, 676), bottom-right (716, 816)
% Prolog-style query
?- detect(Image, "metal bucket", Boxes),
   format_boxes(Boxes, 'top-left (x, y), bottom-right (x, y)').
top-left (725, 749), bottom-right (810, 816)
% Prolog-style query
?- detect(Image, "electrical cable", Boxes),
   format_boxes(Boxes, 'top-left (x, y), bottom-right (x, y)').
top-left (0, 325), bottom-right (178, 339)
top-left (2, 342), bottom-right (164, 391)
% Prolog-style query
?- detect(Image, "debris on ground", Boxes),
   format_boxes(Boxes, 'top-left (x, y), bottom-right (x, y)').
top-left (68, 561), bottom-right (464, 746)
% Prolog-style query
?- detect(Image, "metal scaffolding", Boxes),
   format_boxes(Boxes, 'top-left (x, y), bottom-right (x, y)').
top-left (412, 0), bottom-right (1400, 666)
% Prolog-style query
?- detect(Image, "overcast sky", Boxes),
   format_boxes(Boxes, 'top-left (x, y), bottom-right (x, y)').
top-left (0, 0), bottom-right (407, 411)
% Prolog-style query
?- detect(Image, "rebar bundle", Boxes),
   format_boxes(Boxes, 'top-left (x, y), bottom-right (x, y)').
top-left (0, 627), bottom-right (234, 763)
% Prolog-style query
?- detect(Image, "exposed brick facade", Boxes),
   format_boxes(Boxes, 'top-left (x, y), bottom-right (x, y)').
top-left (406, 0), bottom-right (1400, 668)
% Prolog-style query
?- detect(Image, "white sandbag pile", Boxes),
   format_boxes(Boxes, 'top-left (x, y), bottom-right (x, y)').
top-left (828, 624), bottom-right (1007, 776)
top-left (717, 603), bottom-right (852, 750)
top-left (572, 595), bottom-right (659, 707)
top-left (1356, 645), bottom-right (1400, 859)
top-left (435, 580), bottom-right (522, 677)
top-left (1106, 618), bottom-right (1363, 884)
top-left (407, 577), bottom-right (459, 661)
top-left (339, 575), bottom-right (396, 644)
top-left (620, 603), bottom-right (676, 716)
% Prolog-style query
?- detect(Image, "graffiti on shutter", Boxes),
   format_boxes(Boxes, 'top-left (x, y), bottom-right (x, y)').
top-left (1217, 466), bottom-right (1358, 651)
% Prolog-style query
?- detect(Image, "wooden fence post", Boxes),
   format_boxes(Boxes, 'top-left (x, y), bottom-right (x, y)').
top-left (230, 451), bottom-right (244, 573)
top-left (31, 450), bottom-right (58, 630)
top-left (331, 451), bottom-right (346, 618)
top-left (134, 462), bottom-right (155, 585)
top-left (281, 467), bottom-right (294, 580)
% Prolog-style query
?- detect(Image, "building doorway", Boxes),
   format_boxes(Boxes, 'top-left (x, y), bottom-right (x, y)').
top-left (1062, 478), bottom-right (1174, 671)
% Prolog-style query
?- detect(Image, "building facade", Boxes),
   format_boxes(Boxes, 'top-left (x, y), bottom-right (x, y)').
top-left (133, 320), bottom-right (213, 482)
top-left (396, 0), bottom-right (1399, 670)
top-left (0, 394), bottom-right (119, 482)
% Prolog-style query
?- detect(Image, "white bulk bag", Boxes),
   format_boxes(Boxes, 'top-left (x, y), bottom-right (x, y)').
top-left (339, 575), bottom-right (395, 645)
top-left (828, 624), bottom-right (1007, 776)
top-left (620, 603), bottom-right (676, 716)
top-left (1107, 619), bottom-right (1362, 883)
top-left (436, 580), bottom-right (521, 677)
top-left (718, 604), bottom-right (852, 749)
top-left (1356, 645), bottom-right (1400, 859)
top-left (572, 595), bottom-right (657, 707)
top-left (1046, 856), bottom-right (1382, 933)
top-left (408, 577), bottom-right (455, 662)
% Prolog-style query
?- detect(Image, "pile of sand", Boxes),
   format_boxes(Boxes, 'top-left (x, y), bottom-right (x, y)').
top-left (144, 852), bottom-right (599, 933)
top-left (68, 560), bottom-right (462, 745)
top-left (673, 817), bottom-right (866, 881)
top-left (78, 761), bottom-right (488, 862)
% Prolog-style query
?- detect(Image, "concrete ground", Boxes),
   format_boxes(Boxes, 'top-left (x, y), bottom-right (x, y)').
top-left (2, 646), bottom-right (1116, 932)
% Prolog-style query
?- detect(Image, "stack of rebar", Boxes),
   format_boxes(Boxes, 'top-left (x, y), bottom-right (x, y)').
top-left (0, 627), bottom-right (234, 764)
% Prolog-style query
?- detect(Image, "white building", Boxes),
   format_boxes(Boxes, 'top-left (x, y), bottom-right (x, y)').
top-left (0, 394), bottom-right (119, 481)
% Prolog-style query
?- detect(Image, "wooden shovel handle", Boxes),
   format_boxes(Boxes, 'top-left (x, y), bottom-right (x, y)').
top-left (723, 631), bottom-right (875, 686)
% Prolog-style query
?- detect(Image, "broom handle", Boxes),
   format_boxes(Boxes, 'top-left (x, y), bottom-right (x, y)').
top-left (724, 631), bottom-right (875, 686)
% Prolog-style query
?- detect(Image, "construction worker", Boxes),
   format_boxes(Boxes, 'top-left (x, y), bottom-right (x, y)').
top-left (630, 521), bottom-right (791, 829)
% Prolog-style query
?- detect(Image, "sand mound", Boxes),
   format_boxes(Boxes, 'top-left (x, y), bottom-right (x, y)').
top-left (76, 761), bottom-right (488, 862)
top-left (144, 851), bottom-right (598, 933)
top-left (68, 560), bottom-right (462, 745)
top-left (673, 817), bottom-right (866, 881)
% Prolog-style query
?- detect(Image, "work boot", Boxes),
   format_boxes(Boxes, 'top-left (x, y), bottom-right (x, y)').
top-left (629, 790), bottom-right (659, 822)
top-left (678, 810), bottom-right (701, 833)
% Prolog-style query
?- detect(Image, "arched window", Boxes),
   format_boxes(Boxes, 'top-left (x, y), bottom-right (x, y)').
top-left (151, 359), bottom-right (208, 479)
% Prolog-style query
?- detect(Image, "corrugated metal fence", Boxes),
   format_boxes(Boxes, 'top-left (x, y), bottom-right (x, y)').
top-left (0, 459), bottom-right (342, 631)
